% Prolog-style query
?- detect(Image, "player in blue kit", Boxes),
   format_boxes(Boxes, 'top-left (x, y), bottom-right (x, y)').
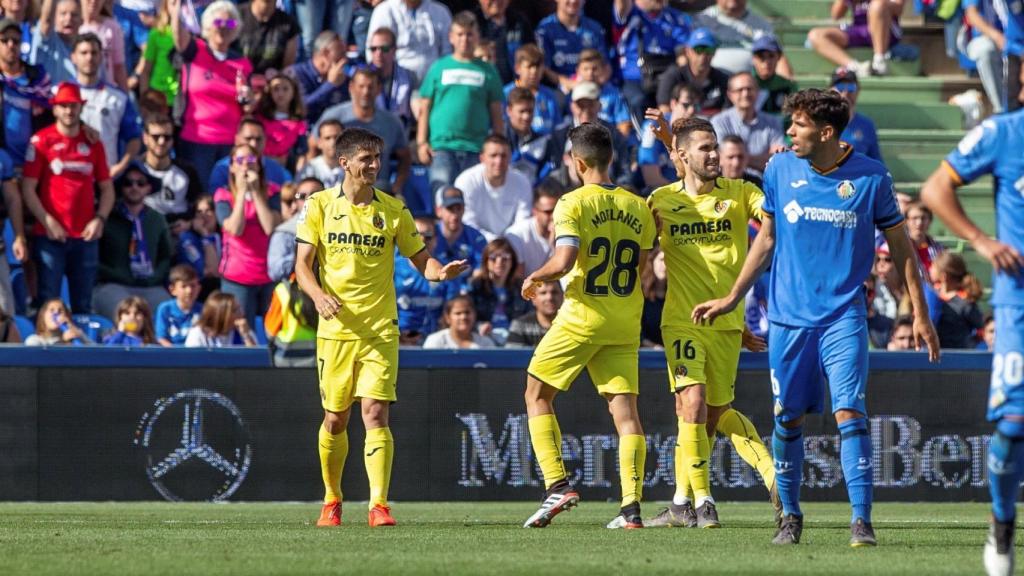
top-left (920, 111), bottom-right (1024, 576)
top-left (693, 89), bottom-right (940, 547)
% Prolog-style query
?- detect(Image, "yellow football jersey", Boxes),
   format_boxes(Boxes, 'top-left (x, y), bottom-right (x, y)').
top-left (648, 177), bottom-right (764, 332)
top-left (296, 186), bottom-right (425, 340)
top-left (551, 183), bottom-right (656, 345)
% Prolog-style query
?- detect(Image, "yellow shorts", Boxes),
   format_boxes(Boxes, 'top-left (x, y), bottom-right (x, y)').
top-left (527, 324), bottom-right (639, 396)
top-left (661, 325), bottom-right (741, 407)
top-left (317, 336), bottom-right (398, 412)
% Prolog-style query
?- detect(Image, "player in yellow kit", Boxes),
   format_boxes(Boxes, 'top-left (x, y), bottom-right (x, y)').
top-left (520, 123), bottom-right (656, 530)
top-left (295, 127), bottom-right (467, 528)
top-left (645, 116), bottom-right (781, 529)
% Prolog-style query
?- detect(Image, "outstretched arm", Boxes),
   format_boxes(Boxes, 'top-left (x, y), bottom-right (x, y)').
top-left (408, 248), bottom-right (469, 282)
top-left (522, 244), bottom-right (578, 300)
top-left (692, 213), bottom-right (777, 324)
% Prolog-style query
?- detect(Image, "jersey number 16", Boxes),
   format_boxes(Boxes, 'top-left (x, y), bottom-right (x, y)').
top-left (584, 237), bottom-right (640, 297)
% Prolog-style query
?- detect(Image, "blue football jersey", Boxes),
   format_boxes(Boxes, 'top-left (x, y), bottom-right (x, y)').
top-left (943, 111), bottom-right (1024, 307)
top-left (535, 15), bottom-right (608, 78)
top-left (503, 83), bottom-right (565, 136)
top-left (762, 147), bottom-right (904, 326)
top-left (841, 113), bottom-right (882, 162)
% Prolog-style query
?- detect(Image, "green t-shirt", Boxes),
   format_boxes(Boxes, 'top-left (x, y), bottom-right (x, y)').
top-left (756, 72), bottom-right (797, 115)
top-left (144, 27), bottom-right (179, 105)
top-left (419, 56), bottom-right (503, 153)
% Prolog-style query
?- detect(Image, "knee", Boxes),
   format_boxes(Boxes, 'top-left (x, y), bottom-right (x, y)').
top-left (834, 409), bottom-right (865, 424)
top-left (775, 415), bottom-right (804, 430)
top-left (361, 400), bottom-right (388, 427)
top-left (807, 28), bottom-right (829, 47)
top-left (867, 0), bottom-right (889, 18)
top-left (322, 410), bottom-right (348, 434)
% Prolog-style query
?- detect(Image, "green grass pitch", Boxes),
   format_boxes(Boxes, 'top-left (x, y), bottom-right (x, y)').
top-left (0, 502), bottom-right (997, 575)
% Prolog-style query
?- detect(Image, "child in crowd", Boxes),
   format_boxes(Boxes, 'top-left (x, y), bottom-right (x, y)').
top-left (931, 252), bottom-right (985, 349)
top-left (422, 295), bottom-right (496, 349)
top-left (978, 313), bottom-right (995, 351)
top-left (155, 265), bottom-right (203, 346)
top-left (576, 48), bottom-right (631, 138)
top-left (258, 73), bottom-right (308, 171)
top-left (80, 0), bottom-right (128, 88)
top-left (25, 299), bottom-right (91, 346)
top-left (503, 44), bottom-right (564, 136)
top-left (173, 195), bottom-right (221, 299)
top-left (184, 291), bottom-right (258, 347)
top-left (475, 38), bottom-right (497, 67)
top-left (104, 296), bottom-right (157, 346)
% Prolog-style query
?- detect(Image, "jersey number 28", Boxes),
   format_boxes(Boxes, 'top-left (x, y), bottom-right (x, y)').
top-left (584, 237), bottom-right (640, 296)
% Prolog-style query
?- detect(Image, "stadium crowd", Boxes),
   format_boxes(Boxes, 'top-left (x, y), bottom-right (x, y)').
top-left (0, 0), bottom-right (1009, 357)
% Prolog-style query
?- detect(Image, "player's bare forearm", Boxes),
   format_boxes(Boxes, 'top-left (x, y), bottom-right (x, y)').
top-left (294, 243), bottom-right (322, 299)
top-left (411, 249), bottom-right (468, 282)
top-left (692, 214), bottom-right (775, 324)
top-left (885, 223), bottom-right (941, 361)
top-left (522, 244), bottom-right (578, 300)
top-left (920, 166), bottom-right (984, 244)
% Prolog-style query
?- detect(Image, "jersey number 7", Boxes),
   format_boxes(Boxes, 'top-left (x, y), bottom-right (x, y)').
top-left (583, 237), bottom-right (641, 297)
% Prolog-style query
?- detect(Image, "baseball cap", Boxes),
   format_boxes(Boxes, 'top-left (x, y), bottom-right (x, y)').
top-left (0, 18), bottom-right (20, 36)
top-left (830, 66), bottom-right (860, 87)
top-left (687, 28), bottom-right (718, 50)
top-left (751, 35), bottom-right (781, 54)
top-left (437, 186), bottom-right (465, 209)
top-left (571, 81), bottom-right (600, 102)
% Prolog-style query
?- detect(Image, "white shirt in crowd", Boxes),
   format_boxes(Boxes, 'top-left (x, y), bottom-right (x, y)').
top-left (422, 329), bottom-right (496, 349)
top-left (503, 216), bottom-right (552, 277)
top-left (142, 162), bottom-right (193, 217)
top-left (80, 81), bottom-right (137, 170)
top-left (454, 163), bottom-right (532, 242)
top-left (299, 156), bottom-right (345, 189)
top-left (366, 0), bottom-right (452, 86)
top-left (184, 327), bottom-right (255, 348)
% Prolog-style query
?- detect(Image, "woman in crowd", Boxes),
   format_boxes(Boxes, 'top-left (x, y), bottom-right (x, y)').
top-left (214, 142), bottom-right (281, 327)
top-left (469, 239), bottom-right (530, 346)
top-left (138, 0), bottom-right (177, 106)
top-left (103, 296), bottom-right (157, 346)
top-left (423, 295), bottom-right (496, 350)
top-left (905, 200), bottom-right (945, 274)
top-left (25, 298), bottom-right (91, 346)
top-left (257, 73), bottom-right (307, 171)
top-left (640, 247), bottom-right (666, 348)
top-left (80, 0), bottom-right (128, 88)
top-left (184, 290), bottom-right (258, 347)
top-left (931, 252), bottom-right (985, 349)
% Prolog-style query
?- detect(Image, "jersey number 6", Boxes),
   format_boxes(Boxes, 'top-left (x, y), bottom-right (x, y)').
top-left (583, 237), bottom-right (641, 297)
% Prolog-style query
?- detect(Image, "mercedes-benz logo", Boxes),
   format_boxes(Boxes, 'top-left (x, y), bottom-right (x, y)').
top-left (134, 389), bottom-right (252, 502)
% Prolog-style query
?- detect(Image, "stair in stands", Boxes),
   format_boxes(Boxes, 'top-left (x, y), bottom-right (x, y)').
top-left (785, 47), bottom-right (922, 76)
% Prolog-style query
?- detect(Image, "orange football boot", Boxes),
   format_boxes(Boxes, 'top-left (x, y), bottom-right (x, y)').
top-left (317, 501), bottom-right (341, 527)
top-left (368, 504), bottom-right (396, 527)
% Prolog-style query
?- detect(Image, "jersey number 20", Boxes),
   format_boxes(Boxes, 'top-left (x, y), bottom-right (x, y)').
top-left (584, 237), bottom-right (640, 296)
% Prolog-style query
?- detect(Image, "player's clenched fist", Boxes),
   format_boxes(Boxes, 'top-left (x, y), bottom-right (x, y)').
top-left (313, 293), bottom-right (342, 320)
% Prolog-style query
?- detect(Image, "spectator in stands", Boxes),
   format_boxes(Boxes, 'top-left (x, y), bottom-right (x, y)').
top-left (349, 0), bottom-right (377, 57)
top-left (751, 35), bottom-right (796, 116)
top-left (285, 30), bottom-right (349, 124)
top-left (215, 142), bottom-right (282, 327)
top-left (236, 0), bottom-right (300, 75)
top-left (155, 264), bottom-right (202, 346)
top-left (268, 177), bottom-right (322, 283)
top-left (299, 120), bottom-right (345, 188)
top-left (1, 0), bottom-right (35, 61)
top-left (504, 184), bottom-right (559, 277)
top-left (103, 295), bottom-right (157, 346)
top-left (454, 134), bottom-right (531, 241)
top-left (979, 313), bottom-right (995, 351)
top-left (506, 280), bottom-right (563, 348)
top-left (317, 67), bottom-right (409, 196)
top-left (33, 0), bottom-right (81, 86)
top-left (1006, 4), bottom-right (1024, 111)
top-left (871, 243), bottom-right (903, 322)
top-left (697, 0), bottom-right (793, 76)
top-left (930, 252), bottom-right (984, 349)
top-left (72, 33), bottom-right (142, 179)
top-left (864, 272), bottom-right (893, 348)
top-left (963, 0), bottom-right (1007, 114)
top-left (905, 200), bottom-right (944, 274)
top-left (719, 134), bottom-right (763, 188)
top-left (830, 67), bottom-right (882, 162)
top-left (293, 0), bottom-right (353, 63)
top-left (472, 0), bottom-right (533, 85)
top-left (263, 271), bottom-right (318, 366)
top-left (396, 216), bottom-right (454, 345)
top-left (503, 44), bottom-right (564, 136)
top-left (257, 73), bottom-right (307, 169)
top-left (80, 0), bottom-right (128, 88)
top-left (139, 115), bottom-right (202, 222)
top-left (808, 0), bottom-right (904, 77)
top-left (711, 71), bottom-right (785, 171)
top-left (575, 48), bottom-right (630, 138)
top-left (418, 11), bottom-right (505, 198)
top-left (25, 297), bottom-right (91, 345)
top-left (367, 0), bottom-right (452, 87)
top-left (0, 17), bottom-right (51, 168)
top-left (169, 0), bottom-right (253, 192)
top-left (113, 2), bottom-right (149, 88)
top-left (209, 119), bottom-right (293, 192)
top-left (433, 186), bottom-right (486, 292)
top-left (184, 290), bottom-right (258, 347)
top-left (612, 0), bottom-right (692, 120)
top-left (23, 82), bottom-right (113, 314)
top-left (0, 306), bottom-right (21, 342)
top-left (365, 27), bottom-right (414, 128)
top-left (138, 0), bottom-right (177, 107)
top-left (535, 0), bottom-right (607, 92)
top-left (422, 294), bottom-right (496, 349)
top-left (469, 238), bottom-right (529, 346)
top-left (886, 314), bottom-right (915, 350)
top-left (656, 28), bottom-right (730, 116)
top-left (639, 83), bottom-right (699, 190)
top-left (549, 81), bottom-right (631, 186)
top-left (475, 30), bottom-right (497, 65)
top-left (504, 87), bottom-right (554, 184)
top-left (94, 164), bottom-right (173, 320)
top-left (0, 146), bottom-right (23, 316)
top-left (177, 195), bottom-right (221, 298)
top-left (640, 247), bottom-right (666, 347)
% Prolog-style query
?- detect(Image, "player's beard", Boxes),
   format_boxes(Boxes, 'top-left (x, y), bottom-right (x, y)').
top-left (689, 161), bottom-right (720, 181)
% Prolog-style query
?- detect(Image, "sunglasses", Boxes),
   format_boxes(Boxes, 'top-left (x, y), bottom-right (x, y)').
top-left (147, 133), bottom-right (172, 142)
top-left (233, 155), bottom-right (258, 165)
top-left (213, 18), bottom-right (238, 30)
top-left (692, 46), bottom-right (716, 55)
top-left (0, 36), bottom-right (19, 45)
top-left (833, 82), bottom-right (859, 93)
top-left (369, 45), bottom-right (393, 53)
top-left (124, 177), bottom-right (150, 187)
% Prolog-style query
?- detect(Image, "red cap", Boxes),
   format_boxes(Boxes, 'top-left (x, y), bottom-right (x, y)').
top-left (50, 82), bottom-right (86, 106)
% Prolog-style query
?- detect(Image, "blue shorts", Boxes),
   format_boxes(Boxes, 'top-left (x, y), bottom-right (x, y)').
top-left (988, 306), bottom-right (1024, 425)
top-left (768, 310), bottom-right (869, 423)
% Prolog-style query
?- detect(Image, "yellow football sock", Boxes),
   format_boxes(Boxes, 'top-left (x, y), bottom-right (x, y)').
top-left (673, 418), bottom-right (693, 504)
top-left (718, 408), bottom-right (776, 490)
top-left (619, 434), bottom-right (646, 507)
top-left (680, 421), bottom-right (711, 504)
top-left (528, 414), bottom-right (567, 489)
top-left (318, 425), bottom-right (348, 503)
top-left (364, 427), bottom-right (394, 509)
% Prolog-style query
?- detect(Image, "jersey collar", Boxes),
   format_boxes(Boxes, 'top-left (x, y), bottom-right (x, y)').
top-left (810, 141), bottom-right (853, 176)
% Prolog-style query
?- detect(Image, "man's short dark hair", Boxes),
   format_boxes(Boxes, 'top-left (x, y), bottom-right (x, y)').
top-left (671, 117), bottom-right (716, 148)
top-left (336, 127), bottom-right (383, 157)
top-left (144, 114), bottom-right (174, 132)
top-left (482, 133), bottom-right (510, 150)
top-left (894, 315), bottom-right (914, 330)
top-left (371, 27), bottom-right (396, 44)
top-left (721, 134), bottom-right (746, 148)
top-left (72, 32), bottom-right (102, 53)
top-left (534, 179), bottom-right (564, 203)
top-left (784, 88), bottom-right (851, 136)
top-left (318, 119), bottom-right (343, 135)
top-left (507, 86), bottom-right (535, 108)
top-left (670, 82), bottom-right (699, 104)
top-left (452, 10), bottom-right (478, 31)
top-left (298, 176), bottom-right (325, 189)
top-left (568, 122), bottom-right (612, 169)
top-left (237, 117), bottom-right (265, 134)
top-left (351, 66), bottom-right (380, 85)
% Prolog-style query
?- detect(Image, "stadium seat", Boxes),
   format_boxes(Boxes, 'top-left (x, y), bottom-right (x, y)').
top-left (253, 315), bottom-right (268, 345)
top-left (72, 314), bottom-right (115, 342)
top-left (12, 315), bottom-right (33, 338)
top-left (404, 165), bottom-right (433, 218)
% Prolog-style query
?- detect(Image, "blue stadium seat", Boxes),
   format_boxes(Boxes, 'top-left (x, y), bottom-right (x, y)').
top-left (13, 315), bottom-right (34, 338)
top-left (253, 315), bottom-right (268, 345)
top-left (9, 266), bottom-right (26, 316)
top-left (404, 165), bottom-right (434, 218)
top-left (72, 314), bottom-right (115, 342)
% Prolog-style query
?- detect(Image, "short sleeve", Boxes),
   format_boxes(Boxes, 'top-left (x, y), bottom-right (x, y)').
top-left (92, 142), bottom-right (111, 182)
top-left (295, 195), bottom-right (323, 245)
top-left (553, 195), bottom-right (579, 240)
top-left (395, 207), bottom-right (426, 258)
top-left (119, 96), bottom-right (143, 142)
top-left (418, 63), bottom-right (438, 101)
top-left (154, 304), bottom-right (169, 339)
top-left (143, 29), bottom-right (158, 62)
top-left (22, 135), bottom-right (44, 179)
top-left (873, 171), bottom-right (904, 230)
top-left (485, 64), bottom-right (503, 104)
top-left (944, 119), bottom-right (998, 185)
top-left (743, 181), bottom-right (766, 220)
top-left (640, 203), bottom-right (656, 250)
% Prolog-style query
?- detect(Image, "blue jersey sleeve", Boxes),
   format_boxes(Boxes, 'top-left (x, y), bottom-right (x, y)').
top-left (637, 120), bottom-right (662, 166)
top-left (944, 119), bottom-right (999, 185)
top-left (154, 302), bottom-right (170, 340)
top-left (873, 171), bottom-right (904, 230)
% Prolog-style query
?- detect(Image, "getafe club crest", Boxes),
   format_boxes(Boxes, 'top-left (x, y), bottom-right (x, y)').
top-left (373, 213), bottom-right (384, 230)
top-left (837, 180), bottom-right (856, 200)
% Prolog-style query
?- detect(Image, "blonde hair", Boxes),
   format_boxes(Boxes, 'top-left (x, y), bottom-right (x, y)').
top-left (933, 252), bottom-right (984, 303)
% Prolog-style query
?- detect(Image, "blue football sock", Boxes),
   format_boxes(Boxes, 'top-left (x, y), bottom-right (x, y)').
top-left (772, 421), bottom-right (804, 517)
top-left (838, 417), bottom-right (873, 524)
top-left (988, 430), bottom-right (1024, 523)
